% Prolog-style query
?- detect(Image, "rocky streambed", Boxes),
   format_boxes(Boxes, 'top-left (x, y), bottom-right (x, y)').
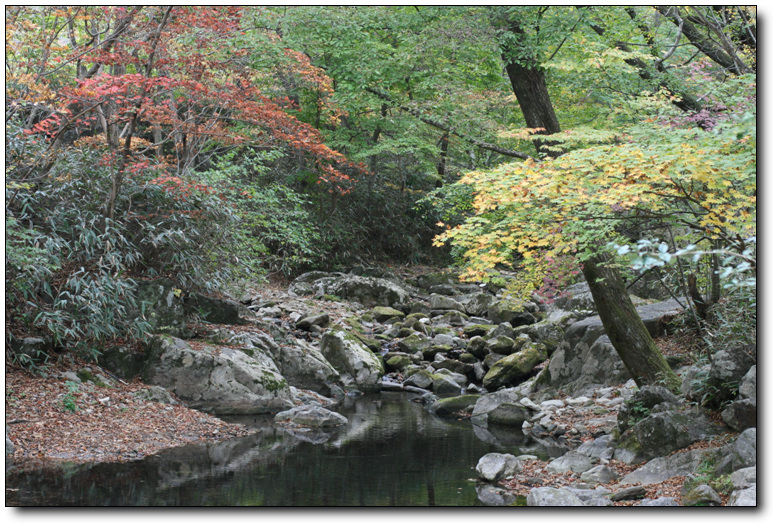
top-left (7, 267), bottom-right (757, 506)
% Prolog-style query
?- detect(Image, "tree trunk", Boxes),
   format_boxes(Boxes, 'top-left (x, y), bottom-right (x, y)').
top-left (582, 251), bottom-right (681, 392)
top-left (500, 20), bottom-right (562, 158)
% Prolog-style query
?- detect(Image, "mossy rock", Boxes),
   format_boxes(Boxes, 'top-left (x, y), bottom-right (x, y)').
top-left (386, 354), bottom-right (412, 371)
top-left (397, 333), bottom-right (430, 353)
top-left (483, 343), bottom-right (547, 391)
top-left (422, 344), bottom-right (455, 360)
top-left (464, 324), bottom-right (496, 337)
top-left (429, 394), bottom-right (481, 416)
top-left (372, 306), bottom-right (405, 322)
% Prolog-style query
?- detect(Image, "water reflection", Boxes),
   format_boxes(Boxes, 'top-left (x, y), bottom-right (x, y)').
top-left (6, 392), bottom-right (551, 506)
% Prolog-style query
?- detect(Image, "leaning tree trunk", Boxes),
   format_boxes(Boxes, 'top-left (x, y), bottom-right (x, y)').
top-left (582, 251), bottom-right (681, 392)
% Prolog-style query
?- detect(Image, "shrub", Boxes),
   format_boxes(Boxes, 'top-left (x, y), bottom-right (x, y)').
top-left (5, 125), bottom-right (247, 365)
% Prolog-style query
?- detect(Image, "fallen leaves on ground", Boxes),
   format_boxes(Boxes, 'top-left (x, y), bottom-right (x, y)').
top-left (5, 360), bottom-right (255, 466)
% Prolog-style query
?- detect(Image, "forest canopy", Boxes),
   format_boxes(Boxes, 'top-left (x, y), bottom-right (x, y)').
top-left (5, 6), bottom-right (756, 370)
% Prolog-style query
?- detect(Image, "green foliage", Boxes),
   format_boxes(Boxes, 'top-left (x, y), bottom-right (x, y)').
top-left (61, 380), bottom-right (80, 413)
top-left (5, 123), bottom-right (249, 363)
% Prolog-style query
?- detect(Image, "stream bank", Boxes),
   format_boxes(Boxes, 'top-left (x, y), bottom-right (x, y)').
top-left (6, 266), bottom-right (756, 506)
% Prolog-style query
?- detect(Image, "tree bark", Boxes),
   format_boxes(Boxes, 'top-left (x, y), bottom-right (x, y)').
top-left (499, 20), bottom-right (562, 158)
top-left (581, 251), bottom-right (681, 392)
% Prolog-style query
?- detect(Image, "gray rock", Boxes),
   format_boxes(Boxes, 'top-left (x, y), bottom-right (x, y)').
top-left (470, 386), bottom-right (529, 427)
top-left (488, 298), bottom-right (537, 326)
top-left (721, 397), bottom-right (757, 432)
top-left (312, 275), bottom-right (409, 309)
top-left (617, 385), bottom-right (681, 433)
top-left (141, 335), bottom-right (293, 414)
top-left (274, 405), bottom-right (348, 428)
top-left (372, 306), bottom-right (406, 323)
top-left (576, 435), bottom-right (614, 460)
top-left (485, 335), bottom-right (516, 355)
top-left (730, 466), bottom-right (756, 489)
top-left (526, 487), bottom-right (584, 506)
top-left (476, 452), bottom-right (522, 482)
top-left (320, 329), bottom-right (384, 393)
top-left (541, 335), bottom-right (630, 395)
top-left (707, 344), bottom-right (756, 405)
top-left (482, 343), bottom-right (547, 391)
top-left (295, 312), bottom-right (330, 331)
top-left (728, 485), bottom-right (756, 506)
top-left (432, 374), bottom-right (463, 396)
top-left (486, 402), bottom-right (533, 427)
top-left (276, 339), bottom-right (341, 396)
top-left (682, 484), bottom-right (722, 506)
top-left (738, 365), bottom-right (756, 399)
top-left (404, 370), bottom-right (434, 390)
top-left (134, 278), bottom-right (191, 338)
top-left (616, 408), bottom-right (725, 463)
top-left (428, 294), bottom-right (466, 312)
top-left (552, 282), bottom-right (596, 311)
top-left (609, 485), bottom-right (647, 502)
top-left (187, 293), bottom-right (255, 326)
top-left (730, 428), bottom-right (756, 470)
top-left (476, 484), bottom-right (518, 506)
top-left (428, 395), bottom-right (481, 416)
top-left (546, 451), bottom-right (594, 474)
top-left (619, 448), bottom-right (709, 485)
top-left (637, 497), bottom-right (680, 506)
top-left (461, 293), bottom-right (498, 317)
top-left (580, 465), bottom-right (619, 484)
top-left (131, 385), bottom-right (179, 405)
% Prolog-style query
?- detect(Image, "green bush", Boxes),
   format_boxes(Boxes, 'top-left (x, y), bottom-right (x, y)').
top-left (5, 125), bottom-right (248, 365)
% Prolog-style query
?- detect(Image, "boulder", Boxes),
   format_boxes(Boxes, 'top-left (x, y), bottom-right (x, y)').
top-left (131, 385), bottom-right (179, 405)
top-left (459, 293), bottom-right (498, 317)
top-left (619, 447), bottom-right (709, 485)
top-left (487, 298), bottom-right (537, 326)
top-left (320, 329), bottom-right (385, 393)
top-left (552, 281), bottom-right (597, 311)
top-left (428, 395), bottom-right (481, 417)
top-left (134, 278), bottom-right (190, 337)
top-left (580, 465), bottom-right (620, 485)
top-left (682, 484), bottom-right (722, 506)
top-left (141, 335), bottom-right (293, 414)
top-left (615, 408), bottom-right (725, 464)
top-left (432, 374), bottom-right (464, 396)
top-left (295, 312), bottom-right (330, 331)
top-left (312, 275), bottom-right (409, 309)
top-left (97, 344), bottom-right (146, 380)
top-left (721, 398), bottom-right (757, 432)
top-left (486, 402), bottom-right (533, 427)
top-left (275, 339), bottom-right (341, 396)
top-left (526, 487), bottom-right (584, 506)
top-left (186, 293), bottom-right (255, 325)
top-left (728, 485), bottom-right (756, 506)
top-left (274, 405), bottom-right (348, 428)
top-left (482, 343), bottom-right (547, 391)
top-left (476, 485), bottom-right (519, 507)
top-left (428, 294), bottom-right (466, 313)
top-left (470, 385), bottom-right (531, 427)
top-left (539, 334), bottom-right (630, 395)
top-left (706, 344), bottom-right (757, 406)
top-left (371, 306), bottom-right (405, 322)
top-left (617, 385), bottom-right (681, 433)
top-left (476, 452), bottom-right (522, 482)
top-left (404, 369), bottom-right (434, 390)
top-left (545, 451), bottom-right (594, 474)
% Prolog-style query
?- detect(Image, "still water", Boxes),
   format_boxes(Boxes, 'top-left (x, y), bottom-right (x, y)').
top-left (6, 392), bottom-right (546, 506)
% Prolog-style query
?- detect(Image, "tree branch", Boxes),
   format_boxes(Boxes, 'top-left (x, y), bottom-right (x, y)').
top-left (365, 86), bottom-right (535, 161)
